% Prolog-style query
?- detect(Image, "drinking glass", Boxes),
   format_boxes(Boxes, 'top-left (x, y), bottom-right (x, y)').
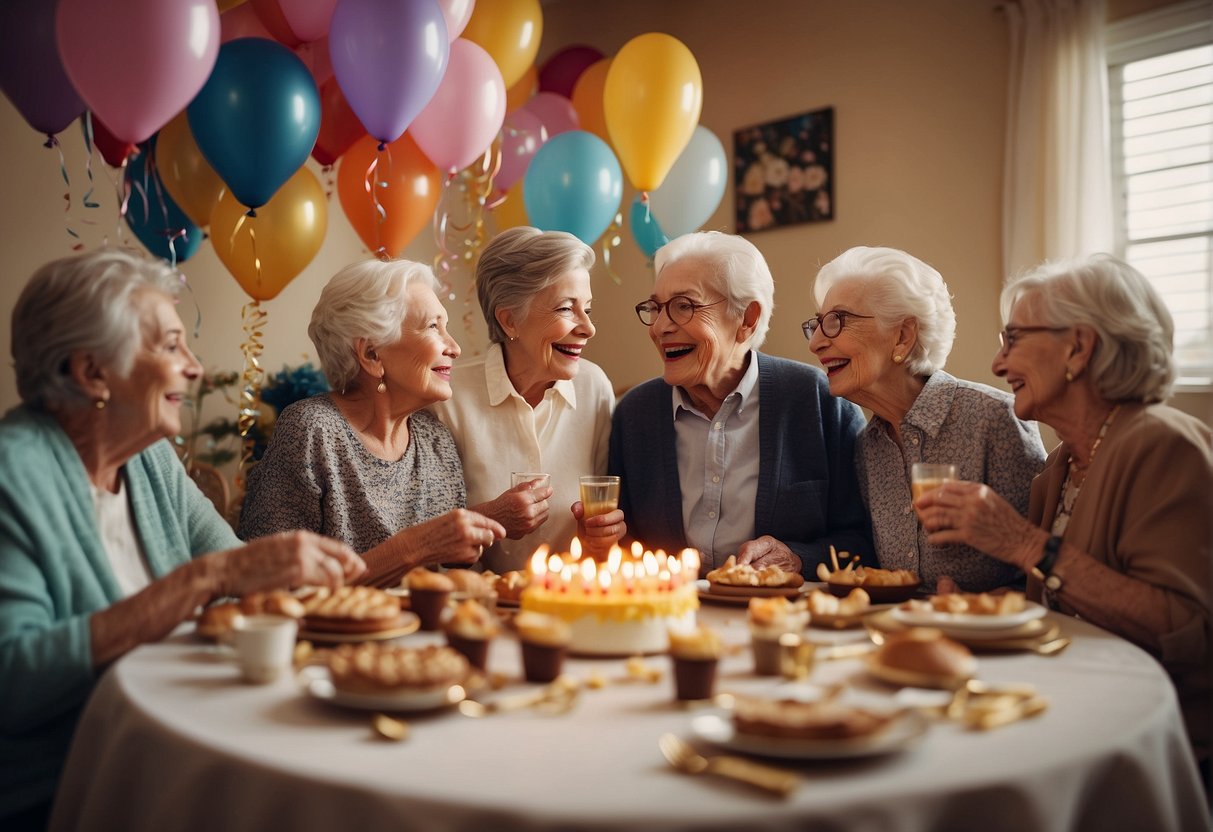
top-left (910, 463), bottom-right (958, 501)
top-left (511, 472), bottom-right (551, 489)
top-left (578, 475), bottom-right (620, 518)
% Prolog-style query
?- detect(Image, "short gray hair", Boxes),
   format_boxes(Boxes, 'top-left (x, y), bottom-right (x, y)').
top-left (308, 259), bottom-right (441, 392)
top-left (1001, 254), bottom-right (1175, 403)
top-left (476, 227), bottom-right (595, 343)
top-left (813, 246), bottom-right (956, 375)
top-left (12, 248), bottom-right (182, 410)
top-left (653, 231), bottom-right (775, 349)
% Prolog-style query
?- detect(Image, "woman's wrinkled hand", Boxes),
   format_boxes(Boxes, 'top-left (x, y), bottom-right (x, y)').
top-left (221, 530), bottom-right (365, 595)
top-left (916, 481), bottom-right (1043, 570)
top-left (401, 508), bottom-right (507, 567)
top-left (736, 536), bottom-right (803, 575)
top-left (477, 482), bottom-right (553, 540)
top-left (571, 502), bottom-right (626, 558)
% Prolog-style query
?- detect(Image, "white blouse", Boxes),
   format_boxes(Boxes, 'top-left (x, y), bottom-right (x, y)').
top-left (90, 476), bottom-right (153, 597)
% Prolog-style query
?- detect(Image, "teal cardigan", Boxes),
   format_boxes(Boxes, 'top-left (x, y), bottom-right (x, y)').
top-left (0, 406), bottom-right (239, 817)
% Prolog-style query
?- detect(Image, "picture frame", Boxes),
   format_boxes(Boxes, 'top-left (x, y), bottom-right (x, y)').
top-left (733, 107), bottom-right (834, 233)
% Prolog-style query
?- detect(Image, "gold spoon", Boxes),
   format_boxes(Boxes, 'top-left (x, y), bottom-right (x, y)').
top-left (658, 734), bottom-right (800, 797)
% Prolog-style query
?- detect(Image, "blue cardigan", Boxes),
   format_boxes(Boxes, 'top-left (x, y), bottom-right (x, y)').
top-left (0, 406), bottom-right (239, 818)
top-left (608, 352), bottom-right (873, 576)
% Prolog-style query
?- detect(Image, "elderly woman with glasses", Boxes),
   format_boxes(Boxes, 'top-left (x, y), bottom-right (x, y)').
top-left (431, 227), bottom-right (623, 571)
top-left (609, 231), bottom-right (872, 577)
top-left (0, 250), bottom-right (364, 827)
top-left (240, 259), bottom-right (506, 586)
top-left (808, 246), bottom-right (1046, 592)
top-left (917, 254), bottom-right (1210, 766)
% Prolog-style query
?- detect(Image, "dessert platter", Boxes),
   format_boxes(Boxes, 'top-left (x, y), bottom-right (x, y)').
top-left (300, 643), bottom-right (475, 712)
top-left (296, 586), bottom-right (419, 643)
top-left (816, 547), bottom-right (921, 603)
top-left (692, 695), bottom-right (929, 760)
top-left (519, 542), bottom-right (700, 656)
top-left (891, 592), bottom-right (1047, 632)
top-left (700, 556), bottom-right (807, 601)
top-left (805, 587), bottom-right (882, 629)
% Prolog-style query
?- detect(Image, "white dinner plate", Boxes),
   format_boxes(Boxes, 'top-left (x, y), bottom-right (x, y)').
top-left (695, 579), bottom-right (810, 606)
top-left (890, 601), bottom-right (1047, 632)
top-left (298, 665), bottom-right (467, 712)
top-left (690, 709), bottom-right (928, 760)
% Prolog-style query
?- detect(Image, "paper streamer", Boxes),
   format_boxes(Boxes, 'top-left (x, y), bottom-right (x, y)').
top-left (236, 298), bottom-right (268, 487)
top-left (600, 211), bottom-right (624, 285)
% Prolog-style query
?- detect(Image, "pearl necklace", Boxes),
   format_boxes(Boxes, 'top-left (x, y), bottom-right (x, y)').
top-left (1054, 404), bottom-right (1121, 531)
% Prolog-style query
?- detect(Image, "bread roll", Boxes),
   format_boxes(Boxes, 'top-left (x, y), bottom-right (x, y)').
top-left (196, 602), bottom-right (242, 640)
top-left (445, 569), bottom-right (491, 598)
top-left (875, 628), bottom-right (976, 680)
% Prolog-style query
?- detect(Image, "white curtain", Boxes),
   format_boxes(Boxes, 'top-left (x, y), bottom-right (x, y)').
top-left (1003, 0), bottom-right (1114, 276)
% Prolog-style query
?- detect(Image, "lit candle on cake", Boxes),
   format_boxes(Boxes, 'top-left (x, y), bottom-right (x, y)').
top-left (530, 545), bottom-right (550, 589)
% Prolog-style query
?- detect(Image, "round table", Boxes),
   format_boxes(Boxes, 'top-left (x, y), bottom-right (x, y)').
top-left (50, 603), bottom-right (1207, 832)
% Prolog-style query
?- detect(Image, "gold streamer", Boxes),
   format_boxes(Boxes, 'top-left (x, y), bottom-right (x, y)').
top-left (236, 298), bottom-right (268, 488)
top-left (600, 211), bottom-right (624, 285)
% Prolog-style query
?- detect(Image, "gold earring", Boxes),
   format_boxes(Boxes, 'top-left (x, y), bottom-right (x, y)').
top-left (892, 354), bottom-right (904, 364)
top-left (376, 377), bottom-right (387, 394)
top-left (94, 398), bottom-right (106, 410)
top-left (1065, 369), bottom-right (1074, 382)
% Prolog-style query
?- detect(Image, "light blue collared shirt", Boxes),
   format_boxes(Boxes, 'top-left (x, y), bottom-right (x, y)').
top-left (671, 351), bottom-right (761, 568)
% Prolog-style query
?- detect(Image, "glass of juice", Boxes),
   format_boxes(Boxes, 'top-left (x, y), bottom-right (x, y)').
top-left (910, 463), bottom-right (958, 501)
top-left (578, 475), bottom-right (620, 518)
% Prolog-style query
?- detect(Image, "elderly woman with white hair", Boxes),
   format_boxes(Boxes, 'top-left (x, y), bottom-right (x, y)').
top-left (918, 254), bottom-right (1210, 767)
top-left (809, 246), bottom-right (1046, 592)
top-left (431, 227), bottom-right (621, 571)
top-left (0, 249), bottom-right (364, 828)
top-left (240, 259), bottom-right (508, 586)
top-left (610, 231), bottom-right (871, 577)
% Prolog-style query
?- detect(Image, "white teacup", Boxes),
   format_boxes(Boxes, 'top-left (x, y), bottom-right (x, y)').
top-left (233, 614), bottom-right (298, 684)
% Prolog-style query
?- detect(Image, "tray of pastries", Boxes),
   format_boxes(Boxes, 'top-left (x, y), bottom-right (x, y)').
top-left (816, 547), bottom-right (920, 603)
top-left (195, 590), bottom-right (305, 642)
top-left (296, 586), bottom-right (418, 641)
top-left (300, 643), bottom-right (474, 712)
top-left (702, 555), bottom-right (806, 599)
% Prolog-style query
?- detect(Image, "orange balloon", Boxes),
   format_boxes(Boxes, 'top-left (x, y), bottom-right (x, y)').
top-left (337, 132), bottom-right (441, 257)
top-left (157, 111), bottom-right (226, 228)
top-left (492, 181), bottom-right (529, 231)
top-left (461, 0), bottom-right (542, 89)
top-left (505, 63), bottom-right (538, 112)
top-left (211, 167), bottom-right (327, 301)
top-left (216, 0), bottom-right (246, 11)
top-left (570, 57), bottom-right (611, 146)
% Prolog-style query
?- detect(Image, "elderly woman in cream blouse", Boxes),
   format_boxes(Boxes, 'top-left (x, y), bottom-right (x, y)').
top-left (432, 227), bottom-right (624, 572)
top-left (808, 246), bottom-right (1046, 592)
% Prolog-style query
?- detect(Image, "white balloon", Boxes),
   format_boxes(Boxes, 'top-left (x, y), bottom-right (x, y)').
top-left (647, 125), bottom-right (727, 238)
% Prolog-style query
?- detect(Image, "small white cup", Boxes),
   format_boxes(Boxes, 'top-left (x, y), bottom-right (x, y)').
top-left (233, 614), bottom-right (298, 684)
top-left (511, 472), bottom-right (551, 489)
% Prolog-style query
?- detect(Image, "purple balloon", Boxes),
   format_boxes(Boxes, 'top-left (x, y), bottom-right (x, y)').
top-left (0, 0), bottom-right (85, 137)
top-left (328, 0), bottom-right (448, 144)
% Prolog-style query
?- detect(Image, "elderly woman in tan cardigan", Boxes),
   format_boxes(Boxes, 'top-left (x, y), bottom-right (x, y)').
top-left (918, 254), bottom-right (1211, 773)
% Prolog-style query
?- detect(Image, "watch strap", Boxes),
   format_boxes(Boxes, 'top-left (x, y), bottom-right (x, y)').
top-left (1031, 535), bottom-right (1063, 591)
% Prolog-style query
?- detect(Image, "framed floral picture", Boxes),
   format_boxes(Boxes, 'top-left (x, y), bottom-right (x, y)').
top-left (733, 107), bottom-right (834, 233)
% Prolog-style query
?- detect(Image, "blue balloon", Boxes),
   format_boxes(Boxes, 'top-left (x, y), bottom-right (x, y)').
top-left (523, 130), bottom-right (622, 245)
top-left (124, 140), bottom-right (202, 264)
top-left (187, 38), bottom-right (320, 210)
top-left (629, 195), bottom-right (669, 259)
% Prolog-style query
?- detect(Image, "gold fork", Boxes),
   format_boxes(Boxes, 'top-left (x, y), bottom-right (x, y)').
top-left (658, 734), bottom-right (801, 797)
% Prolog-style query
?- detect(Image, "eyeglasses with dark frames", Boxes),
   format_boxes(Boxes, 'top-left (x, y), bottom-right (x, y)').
top-left (801, 310), bottom-right (875, 340)
top-left (634, 295), bottom-right (725, 326)
top-left (997, 326), bottom-right (1069, 353)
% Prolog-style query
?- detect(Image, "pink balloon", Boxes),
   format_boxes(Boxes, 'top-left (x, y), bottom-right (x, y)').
top-left (277, 0), bottom-right (338, 42)
top-left (496, 108), bottom-right (547, 192)
top-left (523, 92), bottom-right (579, 137)
top-left (410, 39), bottom-right (505, 173)
top-left (221, 3), bottom-right (274, 43)
top-left (538, 44), bottom-right (603, 99)
top-left (436, 0), bottom-right (475, 42)
top-left (57, 0), bottom-right (220, 144)
top-left (296, 37), bottom-right (333, 86)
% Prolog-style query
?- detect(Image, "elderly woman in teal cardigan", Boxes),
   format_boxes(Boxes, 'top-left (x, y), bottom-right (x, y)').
top-left (609, 232), bottom-right (872, 577)
top-left (0, 250), bottom-right (365, 830)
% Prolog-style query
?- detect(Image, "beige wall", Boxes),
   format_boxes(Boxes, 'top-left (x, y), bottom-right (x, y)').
top-left (2, 0), bottom-right (1205, 434)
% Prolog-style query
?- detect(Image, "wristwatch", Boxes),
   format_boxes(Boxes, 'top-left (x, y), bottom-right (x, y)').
top-left (1030, 535), bottom-right (1063, 592)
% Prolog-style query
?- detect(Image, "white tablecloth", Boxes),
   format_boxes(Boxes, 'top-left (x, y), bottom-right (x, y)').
top-left (50, 605), bottom-right (1207, 832)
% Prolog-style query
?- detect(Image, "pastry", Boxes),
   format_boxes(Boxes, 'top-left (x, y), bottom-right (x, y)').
top-left (445, 569), bottom-right (493, 599)
top-left (444, 600), bottom-right (500, 670)
top-left (405, 568), bottom-right (456, 630)
top-left (807, 588), bottom-right (871, 617)
top-left (732, 695), bottom-right (896, 741)
top-left (299, 586), bottom-right (406, 634)
top-left (196, 602), bottom-right (242, 640)
top-left (492, 570), bottom-right (530, 604)
top-left (328, 643), bottom-right (468, 695)
top-left (901, 591), bottom-right (1027, 616)
top-left (871, 627), bottom-right (976, 687)
top-left (514, 612), bottom-right (572, 683)
top-left (706, 555), bottom-right (804, 589)
top-left (668, 625), bottom-right (723, 701)
top-left (748, 597), bottom-right (809, 675)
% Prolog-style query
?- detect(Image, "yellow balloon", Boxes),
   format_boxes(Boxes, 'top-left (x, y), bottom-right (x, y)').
top-left (215, 0), bottom-right (245, 13)
top-left (157, 111), bottom-right (226, 228)
top-left (461, 0), bottom-right (543, 90)
top-left (505, 63), bottom-right (538, 113)
top-left (210, 167), bottom-right (327, 301)
top-left (603, 33), bottom-right (702, 192)
top-left (571, 57), bottom-right (611, 146)
top-left (492, 181), bottom-right (529, 231)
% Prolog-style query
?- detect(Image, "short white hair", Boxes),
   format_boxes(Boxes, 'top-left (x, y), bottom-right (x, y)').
top-left (12, 248), bottom-right (182, 410)
top-left (308, 259), bottom-right (441, 392)
top-left (1001, 254), bottom-right (1175, 403)
top-left (813, 246), bottom-right (956, 375)
top-left (654, 231), bottom-right (775, 348)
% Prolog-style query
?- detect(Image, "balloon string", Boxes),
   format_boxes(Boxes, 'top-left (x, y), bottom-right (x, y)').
top-left (365, 147), bottom-right (388, 258)
top-left (432, 173), bottom-right (459, 299)
top-left (79, 113), bottom-right (100, 212)
top-left (601, 212), bottom-right (624, 286)
top-left (48, 135), bottom-right (85, 250)
top-left (236, 299), bottom-right (267, 488)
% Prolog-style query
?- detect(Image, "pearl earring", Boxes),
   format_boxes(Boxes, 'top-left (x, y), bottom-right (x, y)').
top-left (892, 354), bottom-right (904, 364)
top-left (1065, 370), bottom-right (1074, 383)
top-left (94, 398), bottom-right (106, 410)
top-left (376, 375), bottom-right (387, 394)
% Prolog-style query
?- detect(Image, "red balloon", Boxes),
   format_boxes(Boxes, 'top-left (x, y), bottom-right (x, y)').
top-left (85, 113), bottom-right (136, 167)
top-left (250, 0), bottom-right (302, 47)
top-left (538, 44), bottom-right (604, 100)
top-left (312, 78), bottom-right (367, 166)
top-left (220, 3), bottom-right (273, 42)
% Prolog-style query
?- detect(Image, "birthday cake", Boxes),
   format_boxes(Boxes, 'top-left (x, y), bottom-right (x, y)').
top-left (519, 543), bottom-right (700, 656)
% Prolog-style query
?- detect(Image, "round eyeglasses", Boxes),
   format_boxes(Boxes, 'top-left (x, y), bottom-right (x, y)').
top-left (635, 295), bottom-right (725, 326)
top-left (997, 325), bottom-right (1070, 354)
top-left (801, 310), bottom-right (874, 340)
